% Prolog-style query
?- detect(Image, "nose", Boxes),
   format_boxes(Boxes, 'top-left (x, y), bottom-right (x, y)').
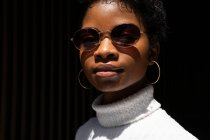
top-left (93, 38), bottom-right (119, 61)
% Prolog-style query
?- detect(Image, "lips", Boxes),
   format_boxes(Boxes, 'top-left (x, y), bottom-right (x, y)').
top-left (93, 64), bottom-right (124, 77)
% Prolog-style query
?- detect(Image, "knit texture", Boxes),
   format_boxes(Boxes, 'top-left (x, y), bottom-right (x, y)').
top-left (75, 85), bottom-right (198, 140)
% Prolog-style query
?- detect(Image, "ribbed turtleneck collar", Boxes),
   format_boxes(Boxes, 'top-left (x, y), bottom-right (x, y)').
top-left (92, 85), bottom-right (161, 127)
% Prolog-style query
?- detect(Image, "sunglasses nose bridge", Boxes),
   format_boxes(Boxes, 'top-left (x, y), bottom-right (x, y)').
top-left (96, 31), bottom-right (118, 53)
top-left (99, 31), bottom-right (112, 43)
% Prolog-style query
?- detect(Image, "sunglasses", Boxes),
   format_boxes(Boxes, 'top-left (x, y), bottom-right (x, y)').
top-left (71, 24), bottom-right (144, 51)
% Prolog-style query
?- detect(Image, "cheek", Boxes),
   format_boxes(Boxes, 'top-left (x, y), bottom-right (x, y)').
top-left (80, 56), bottom-right (94, 80)
top-left (79, 52), bottom-right (90, 78)
top-left (126, 56), bottom-right (148, 80)
top-left (135, 34), bottom-right (151, 62)
top-left (124, 46), bottom-right (150, 82)
top-left (80, 50), bottom-right (93, 68)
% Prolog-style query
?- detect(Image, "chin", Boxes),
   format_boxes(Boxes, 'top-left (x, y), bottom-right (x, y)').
top-left (94, 83), bottom-right (130, 93)
top-left (94, 79), bottom-right (145, 93)
top-left (97, 88), bottom-right (119, 93)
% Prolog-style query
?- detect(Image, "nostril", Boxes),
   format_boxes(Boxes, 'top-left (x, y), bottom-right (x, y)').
top-left (95, 52), bottom-right (118, 63)
top-left (107, 53), bottom-right (116, 58)
top-left (95, 52), bottom-right (113, 59)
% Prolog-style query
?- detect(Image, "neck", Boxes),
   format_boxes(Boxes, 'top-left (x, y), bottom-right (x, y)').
top-left (102, 80), bottom-right (146, 104)
top-left (92, 85), bottom-right (158, 127)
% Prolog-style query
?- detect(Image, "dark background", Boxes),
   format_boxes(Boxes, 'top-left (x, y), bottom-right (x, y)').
top-left (0, 0), bottom-right (209, 140)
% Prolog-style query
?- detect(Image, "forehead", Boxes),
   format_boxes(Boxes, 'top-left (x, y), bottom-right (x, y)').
top-left (81, 2), bottom-right (143, 30)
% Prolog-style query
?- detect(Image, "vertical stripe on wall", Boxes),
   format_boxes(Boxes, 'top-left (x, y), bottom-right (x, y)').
top-left (0, 0), bottom-right (95, 140)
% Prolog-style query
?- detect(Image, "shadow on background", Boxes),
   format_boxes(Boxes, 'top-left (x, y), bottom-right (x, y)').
top-left (0, 0), bottom-right (209, 140)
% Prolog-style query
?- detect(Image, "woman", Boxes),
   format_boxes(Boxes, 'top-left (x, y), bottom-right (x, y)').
top-left (71, 0), bottom-right (198, 139)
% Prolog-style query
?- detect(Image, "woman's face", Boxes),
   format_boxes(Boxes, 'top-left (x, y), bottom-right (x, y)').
top-left (80, 2), bottom-right (156, 93)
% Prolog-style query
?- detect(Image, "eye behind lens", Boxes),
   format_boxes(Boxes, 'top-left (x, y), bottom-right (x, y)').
top-left (72, 28), bottom-right (100, 50)
top-left (111, 24), bottom-right (141, 47)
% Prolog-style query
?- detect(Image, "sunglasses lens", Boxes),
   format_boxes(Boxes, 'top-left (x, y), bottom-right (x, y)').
top-left (72, 24), bottom-right (141, 51)
top-left (73, 28), bottom-right (99, 50)
top-left (111, 24), bottom-right (140, 47)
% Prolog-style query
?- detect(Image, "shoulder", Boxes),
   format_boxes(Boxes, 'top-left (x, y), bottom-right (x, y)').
top-left (148, 108), bottom-right (199, 140)
top-left (75, 117), bottom-right (99, 140)
top-left (119, 107), bottom-right (198, 140)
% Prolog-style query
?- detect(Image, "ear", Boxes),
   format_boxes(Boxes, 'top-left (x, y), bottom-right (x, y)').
top-left (148, 43), bottom-right (160, 65)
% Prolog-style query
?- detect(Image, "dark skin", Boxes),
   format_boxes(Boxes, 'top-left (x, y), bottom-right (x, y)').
top-left (80, 2), bottom-right (159, 104)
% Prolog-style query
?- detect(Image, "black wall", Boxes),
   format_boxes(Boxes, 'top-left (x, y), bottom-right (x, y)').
top-left (1, 0), bottom-right (209, 140)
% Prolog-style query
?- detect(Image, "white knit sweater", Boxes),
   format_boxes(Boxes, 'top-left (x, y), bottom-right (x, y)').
top-left (75, 85), bottom-right (198, 140)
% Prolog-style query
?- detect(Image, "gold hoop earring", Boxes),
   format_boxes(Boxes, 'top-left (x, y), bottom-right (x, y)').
top-left (147, 60), bottom-right (160, 85)
top-left (78, 69), bottom-right (92, 89)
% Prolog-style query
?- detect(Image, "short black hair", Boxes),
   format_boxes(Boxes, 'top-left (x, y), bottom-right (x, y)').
top-left (75, 0), bottom-right (168, 47)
